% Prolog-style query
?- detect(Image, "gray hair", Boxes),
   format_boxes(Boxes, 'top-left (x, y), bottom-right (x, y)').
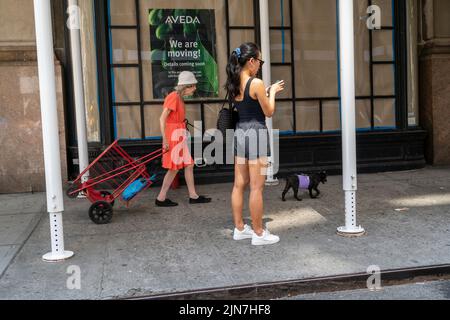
top-left (175, 84), bottom-right (189, 94)
top-left (175, 84), bottom-right (195, 96)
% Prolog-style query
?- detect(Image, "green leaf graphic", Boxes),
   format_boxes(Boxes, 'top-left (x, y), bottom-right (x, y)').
top-left (156, 24), bottom-right (173, 40)
top-left (148, 9), bottom-right (164, 26)
top-left (173, 9), bottom-right (187, 19)
top-left (196, 33), bottom-right (219, 96)
top-left (151, 49), bottom-right (165, 61)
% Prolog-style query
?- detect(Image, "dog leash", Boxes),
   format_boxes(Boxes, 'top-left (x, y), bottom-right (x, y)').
top-left (184, 119), bottom-right (216, 140)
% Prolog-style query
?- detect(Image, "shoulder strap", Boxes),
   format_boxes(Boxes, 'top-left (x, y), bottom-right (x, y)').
top-left (244, 77), bottom-right (255, 99)
top-left (218, 91), bottom-right (236, 111)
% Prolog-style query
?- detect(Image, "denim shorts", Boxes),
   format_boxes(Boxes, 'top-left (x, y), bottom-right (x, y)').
top-left (233, 120), bottom-right (271, 160)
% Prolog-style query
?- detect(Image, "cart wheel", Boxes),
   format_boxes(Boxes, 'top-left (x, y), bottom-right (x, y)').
top-left (66, 185), bottom-right (79, 199)
top-left (89, 201), bottom-right (113, 224)
top-left (100, 191), bottom-right (115, 207)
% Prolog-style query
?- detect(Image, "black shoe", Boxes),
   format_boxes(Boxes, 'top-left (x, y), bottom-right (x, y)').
top-left (155, 199), bottom-right (178, 207)
top-left (189, 195), bottom-right (212, 204)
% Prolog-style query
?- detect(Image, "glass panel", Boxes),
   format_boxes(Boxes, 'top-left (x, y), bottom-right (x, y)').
top-left (371, 0), bottom-right (393, 27)
top-left (272, 102), bottom-right (294, 132)
top-left (230, 29), bottom-right (255, 52)
top-left (111, 29), bottom-right (138, 64)
top-left (373, 64), bottom-right (395, 96)
top-left (374, 99), bottom-right (396, 128)
top-left (434, 0), bottom-right (450, 37)
top-left (229, 0), bottom-right (254, 26)
top-left (142, 60), bottom-right (158, 101)
top-left (356, 99), bottom-right (371, 129)
top-left (115, 106), bottom-right (141, 139)
top-left (296, 101), bottom-right (320, 132)
top-left (372, 30), bottom-right (394, 62)
top-left (144, 105), bottom-right (162, 137)
top-left (112, 67), bottom-right (141, 102)
top-left (270, 30), bottom-right (291, 64)
top-left (204, 103), bottom-right (223, 131)
top-left (185, 104), bottom-right (202, 136)
top-left (322, 100), bottom-right (341, 131)
top-left (269, 0), bottom-right (291, 27)
top-left (109, 0), bottom-right (136, 25)
top-left (271, 66), bottom-right (292, 99)
top-left (354, 0), bottom-right (371, 96)
top-left (293, 0), bottom-right (338, 98)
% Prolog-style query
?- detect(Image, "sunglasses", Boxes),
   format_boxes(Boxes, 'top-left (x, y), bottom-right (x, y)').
top-left (256, 58), bottom-right (265, 67)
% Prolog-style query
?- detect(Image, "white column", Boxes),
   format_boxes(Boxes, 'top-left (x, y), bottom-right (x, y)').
top-left (337, 0), bottom-right (365, 237)
top-left (259, 0), bottom-right (278, 186)
top-left (33, 0), bottom-right (74, 261)
top-left (68, 0), bottom-right (90, 184)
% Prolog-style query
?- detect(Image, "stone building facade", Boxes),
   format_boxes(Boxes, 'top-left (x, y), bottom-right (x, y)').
top-left (0, 1), bottom-right (67, 193)
top-left (419, 0), bottom-right (450, 165)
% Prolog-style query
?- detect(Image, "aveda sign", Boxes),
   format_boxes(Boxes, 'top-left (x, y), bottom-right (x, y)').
top-left (165, 15), bottom-right (200, 24)
top-left (149, 8), bottom-right (219, 99)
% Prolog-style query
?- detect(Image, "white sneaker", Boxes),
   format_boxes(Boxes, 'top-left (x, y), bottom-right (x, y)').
top-left (252, 230), bottom-right (280, 246)
top-left (233, 225), bottom-right (254, 240)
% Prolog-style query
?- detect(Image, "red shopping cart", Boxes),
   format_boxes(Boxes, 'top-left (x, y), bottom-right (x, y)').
top-left (67, 140), bottom-right (164, 224)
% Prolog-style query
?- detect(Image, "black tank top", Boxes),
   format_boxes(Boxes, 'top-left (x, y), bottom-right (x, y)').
top-left (234, 77), bottom-right (266, 124)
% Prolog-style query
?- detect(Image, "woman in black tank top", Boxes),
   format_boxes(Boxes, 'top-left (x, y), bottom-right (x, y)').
top-left (233, 77), bottom-right (270, 161)
top-left (225, 42), bottom-right (285, 246)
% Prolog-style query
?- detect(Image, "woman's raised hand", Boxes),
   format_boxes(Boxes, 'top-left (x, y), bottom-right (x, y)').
top-left (270, 80), bottom-right (285, 95)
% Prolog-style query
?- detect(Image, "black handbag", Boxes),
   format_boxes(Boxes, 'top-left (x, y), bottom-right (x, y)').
top-left (217, 93), bottom-right (239, 136)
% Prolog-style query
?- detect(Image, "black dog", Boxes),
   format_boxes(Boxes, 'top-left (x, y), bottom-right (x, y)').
top-left (282, 171), bottom-right (328, 201)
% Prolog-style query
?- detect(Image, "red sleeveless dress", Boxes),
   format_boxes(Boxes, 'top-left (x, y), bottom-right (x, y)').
top-left (162, 92), bottom-right (194, 170)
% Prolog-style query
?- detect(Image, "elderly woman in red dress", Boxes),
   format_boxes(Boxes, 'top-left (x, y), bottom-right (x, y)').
top-left (155, 71), bottom-right (211, 207)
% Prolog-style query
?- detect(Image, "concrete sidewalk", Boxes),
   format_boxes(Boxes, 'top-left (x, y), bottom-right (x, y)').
top-left (0, 193), bottom-right (45, 279)
top-left (0, 167), bottom-right (449, 300)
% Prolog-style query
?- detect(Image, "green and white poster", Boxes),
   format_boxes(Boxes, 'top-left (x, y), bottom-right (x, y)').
top-left (149, 9), bottom-right (219, 99)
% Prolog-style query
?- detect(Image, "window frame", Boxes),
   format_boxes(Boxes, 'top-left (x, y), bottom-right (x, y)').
top-left (94, 0), bottom-right (409, 143)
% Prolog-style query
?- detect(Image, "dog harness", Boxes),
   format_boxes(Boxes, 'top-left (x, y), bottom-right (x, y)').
top-left (298, 175), bottom-right (310, 189)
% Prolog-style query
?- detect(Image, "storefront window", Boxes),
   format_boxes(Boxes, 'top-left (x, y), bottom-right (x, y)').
top-left (106, 0), bottom-right (399, 140)
top-left (294, 0), bottom-right (338, 99)
top-left (291, 0), bottom-right (397, 132)
top-left (369, 0), bottom-right (396, 129)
